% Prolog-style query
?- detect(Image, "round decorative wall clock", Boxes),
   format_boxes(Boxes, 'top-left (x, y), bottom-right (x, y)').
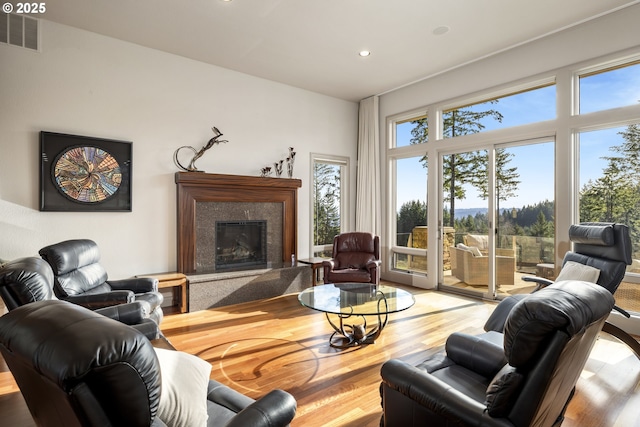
top-left (53, 146), bottom-right (122, 203)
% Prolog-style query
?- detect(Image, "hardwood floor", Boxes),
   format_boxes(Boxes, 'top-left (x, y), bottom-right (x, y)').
top-left (1, 284), bottom-right (640, 426)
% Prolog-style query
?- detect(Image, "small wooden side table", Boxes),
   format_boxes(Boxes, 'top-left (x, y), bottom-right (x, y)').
top-left (138, 272), bottom-right (188, 314)
top-left (297, 257), bottom-right (326, 286)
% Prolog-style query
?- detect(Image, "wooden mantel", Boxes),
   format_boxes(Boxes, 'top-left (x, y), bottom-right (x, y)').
top-left (175, 172), bottom-right (302, 274)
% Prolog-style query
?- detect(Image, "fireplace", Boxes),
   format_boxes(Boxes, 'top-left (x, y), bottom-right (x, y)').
top-left (215, 220), bottom-right (267, 271)
top-left (175, 172), bottom-right (301, 275)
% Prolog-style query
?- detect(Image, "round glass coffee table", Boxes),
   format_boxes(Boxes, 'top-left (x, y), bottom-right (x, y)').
top-left (298, 283), bottom-right (415, 348)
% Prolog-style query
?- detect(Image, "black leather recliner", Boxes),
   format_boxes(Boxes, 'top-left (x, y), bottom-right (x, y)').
top-left (484, 222), bottom-right (640, 359)
top-left (0, 299), bottom-right (297, 427)
top-left (39, 239), bottom-right (164, 325)
top-left (0, 256), bottom-right (160, 340)
top-left (380, 280), bottom-right (615, 427)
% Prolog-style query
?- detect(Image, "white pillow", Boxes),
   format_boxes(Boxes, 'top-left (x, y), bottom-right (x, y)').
top-left (456, 243), bottom-right (483, 257)
top-left (469, 246), bottom-right (483, 257)
top-left (457, 243), bottom-right (471, 251)
top-left (154, 348), bottom-right (211, 427)
top-left (465, 234), bottom-right (489, 251)
top-left (555, 261), bottom-right (601, 283)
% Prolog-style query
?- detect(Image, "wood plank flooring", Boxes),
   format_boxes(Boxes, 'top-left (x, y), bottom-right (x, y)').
top-left (1, 284), bottom-right (640, 426)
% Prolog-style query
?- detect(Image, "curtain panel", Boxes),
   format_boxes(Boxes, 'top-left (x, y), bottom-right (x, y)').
top-left (355, 95), bottom-right (381, 235)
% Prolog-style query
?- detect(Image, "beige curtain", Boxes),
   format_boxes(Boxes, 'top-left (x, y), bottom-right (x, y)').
top-left (355, 95), bottom-right (381, 235)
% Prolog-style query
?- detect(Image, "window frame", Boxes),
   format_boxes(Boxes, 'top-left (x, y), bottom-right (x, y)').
top-left (384, 50), bottom-right (640, 308)
top-left (309, 153), bottom-right (350, 257)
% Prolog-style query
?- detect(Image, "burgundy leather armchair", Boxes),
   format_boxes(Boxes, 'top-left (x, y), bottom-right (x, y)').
top-left (322, 232), bottom-right (381, 284)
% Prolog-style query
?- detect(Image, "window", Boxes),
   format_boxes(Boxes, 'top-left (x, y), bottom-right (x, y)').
top-left (579, 61), bottom-right (640, 114)
top-left (386, 54), bottom-right (640, 312)
top-left (393, 156), bottom-right (427, 273)
top-left (311, 154), bottom-right (348, 257)
top-left (443, 84), bottom-right (556, 137)
top-left (579, 125), bottom-right (640, 314)
top-left (395, 114), bottom-right (428, 147)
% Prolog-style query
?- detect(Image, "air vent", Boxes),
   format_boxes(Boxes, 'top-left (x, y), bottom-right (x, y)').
top-left (1, 13), bottom-right (39, 51)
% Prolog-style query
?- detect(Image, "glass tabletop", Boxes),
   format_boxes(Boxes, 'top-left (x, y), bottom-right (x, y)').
top-left (298, 283), bottom-right (415, 316)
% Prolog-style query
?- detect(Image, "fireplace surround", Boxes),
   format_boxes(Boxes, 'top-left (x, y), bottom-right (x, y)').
top-left (175, 172), bottom-right (302, 275)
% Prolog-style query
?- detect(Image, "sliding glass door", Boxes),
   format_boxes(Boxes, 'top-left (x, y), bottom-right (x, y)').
top-left (440, 139), bottom-right (555, 298)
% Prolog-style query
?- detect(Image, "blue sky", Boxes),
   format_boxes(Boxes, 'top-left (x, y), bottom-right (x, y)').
top-left (395, 63), bottom-right (640, 211)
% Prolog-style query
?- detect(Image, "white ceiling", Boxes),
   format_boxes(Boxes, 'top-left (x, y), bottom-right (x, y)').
top-left (40, 0), bottom-right (639, 102)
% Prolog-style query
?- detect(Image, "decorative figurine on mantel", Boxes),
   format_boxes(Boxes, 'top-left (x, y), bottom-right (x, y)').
top-left (286, 147), bottom-right (296, 178)
top-left (274, 160), bottom-right (284, 177)
top-left (173, 126), bottom-right (228, 172)
top-left (261, 147), bottom-right (295, 178)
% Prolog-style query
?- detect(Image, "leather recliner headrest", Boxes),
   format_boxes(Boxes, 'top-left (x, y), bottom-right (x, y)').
top-left (569, 222), bottom-right (632, 265)
top-left (0, 257), bottom-right (57, 306)
top-left (335, 232), bottom-right (376, 253)
top-left (39, 239), bottom-right (102, 275)
top-left (503, 281), bottom-right (614, 367)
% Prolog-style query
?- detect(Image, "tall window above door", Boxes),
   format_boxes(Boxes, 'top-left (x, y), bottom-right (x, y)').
top-left (395, 114), bottom-right (428, 147)
top-left (443, 83), bottom-right (556, 136)
top-left (578, 60), bottom-right (640, 114)
top-left (311, 154), bottom-right (349, 257)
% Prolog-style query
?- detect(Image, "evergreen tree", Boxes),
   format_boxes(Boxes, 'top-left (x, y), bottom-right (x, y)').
top-left (396, 200), bottom-right (427, 245)
top-left (313, 163), bottom-right (341, 247)
top-left (476, 148), bottom-right (521, 212)
top-left (530, 211), bottom-right (553, 237)
top-left (410, 102), bottom-right (504, 227)
top-left (579, 124), bottom-right (640, 253)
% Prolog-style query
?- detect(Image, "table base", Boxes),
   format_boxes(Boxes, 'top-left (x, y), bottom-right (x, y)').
top-left (325, 291), bottom-right (388, 348)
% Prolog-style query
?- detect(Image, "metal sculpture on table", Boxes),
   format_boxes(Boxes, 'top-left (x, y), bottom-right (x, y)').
top-left (326, 291), bottom-right (389, 349)
top-left (174, 127), bottom-right (228, 172)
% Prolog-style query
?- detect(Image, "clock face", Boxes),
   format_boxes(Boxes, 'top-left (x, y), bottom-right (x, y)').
top-left (53, 146), bottom-right (122, 203)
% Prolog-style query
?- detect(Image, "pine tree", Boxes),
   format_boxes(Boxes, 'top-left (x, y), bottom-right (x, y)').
top-left (396, 200), bottom-right (427, 245)
top-left (410, 102), bottom-right (506, 227)
top-left (313, 163), bottom-right (341, 247)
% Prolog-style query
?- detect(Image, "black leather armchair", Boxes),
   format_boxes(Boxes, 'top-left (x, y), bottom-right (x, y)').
top-left (380, 280), bottom-right (615, 427)
top-left (484, 222), bottom-right (640, 359)
top-left (0, 257), bottom-right (160, 340)
top-left (0, 300), bottom-right (297, 427)
top-left (39, 239), bottom-right (164, 325)
top-left (322, 232), bottom-right (381, 284)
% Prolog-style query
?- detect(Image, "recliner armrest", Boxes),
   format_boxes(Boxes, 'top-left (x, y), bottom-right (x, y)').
top-left (224, 389), bottom-right (297, 427)
top-left (445, 332), bottom-right (506, 378)
top-left (380, 359), bottom-right (497, 426)
top-left (322, 259), bottom-right (338, 269)
top-left (94, 301), bottom-right (151, 324)
top-left (366, 259), bottom-right (381, 269)
top-left (108, 277), bottom-right (158, 293)
top-left (522, 276), bottom-right (554, 291)
top-left (63, 290), bottom-right (134, 309)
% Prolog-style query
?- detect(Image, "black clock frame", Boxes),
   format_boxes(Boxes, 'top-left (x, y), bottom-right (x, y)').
top-left (40, 131), bottom-right (132, 212)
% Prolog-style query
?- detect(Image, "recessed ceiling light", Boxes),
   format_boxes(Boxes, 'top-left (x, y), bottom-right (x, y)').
top-left (359, 51), bottom-right (371, 57)
top-left (433, 26), bottom-right (450, 35)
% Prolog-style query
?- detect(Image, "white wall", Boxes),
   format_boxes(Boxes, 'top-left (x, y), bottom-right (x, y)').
top-left (0, 20), bottom-right (358, 277)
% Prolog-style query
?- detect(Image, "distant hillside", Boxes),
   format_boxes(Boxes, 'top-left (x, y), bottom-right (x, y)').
top-left (454, 208), bottom-right (487, 219)
top-left (454, 208), bottom-right (515, 219)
